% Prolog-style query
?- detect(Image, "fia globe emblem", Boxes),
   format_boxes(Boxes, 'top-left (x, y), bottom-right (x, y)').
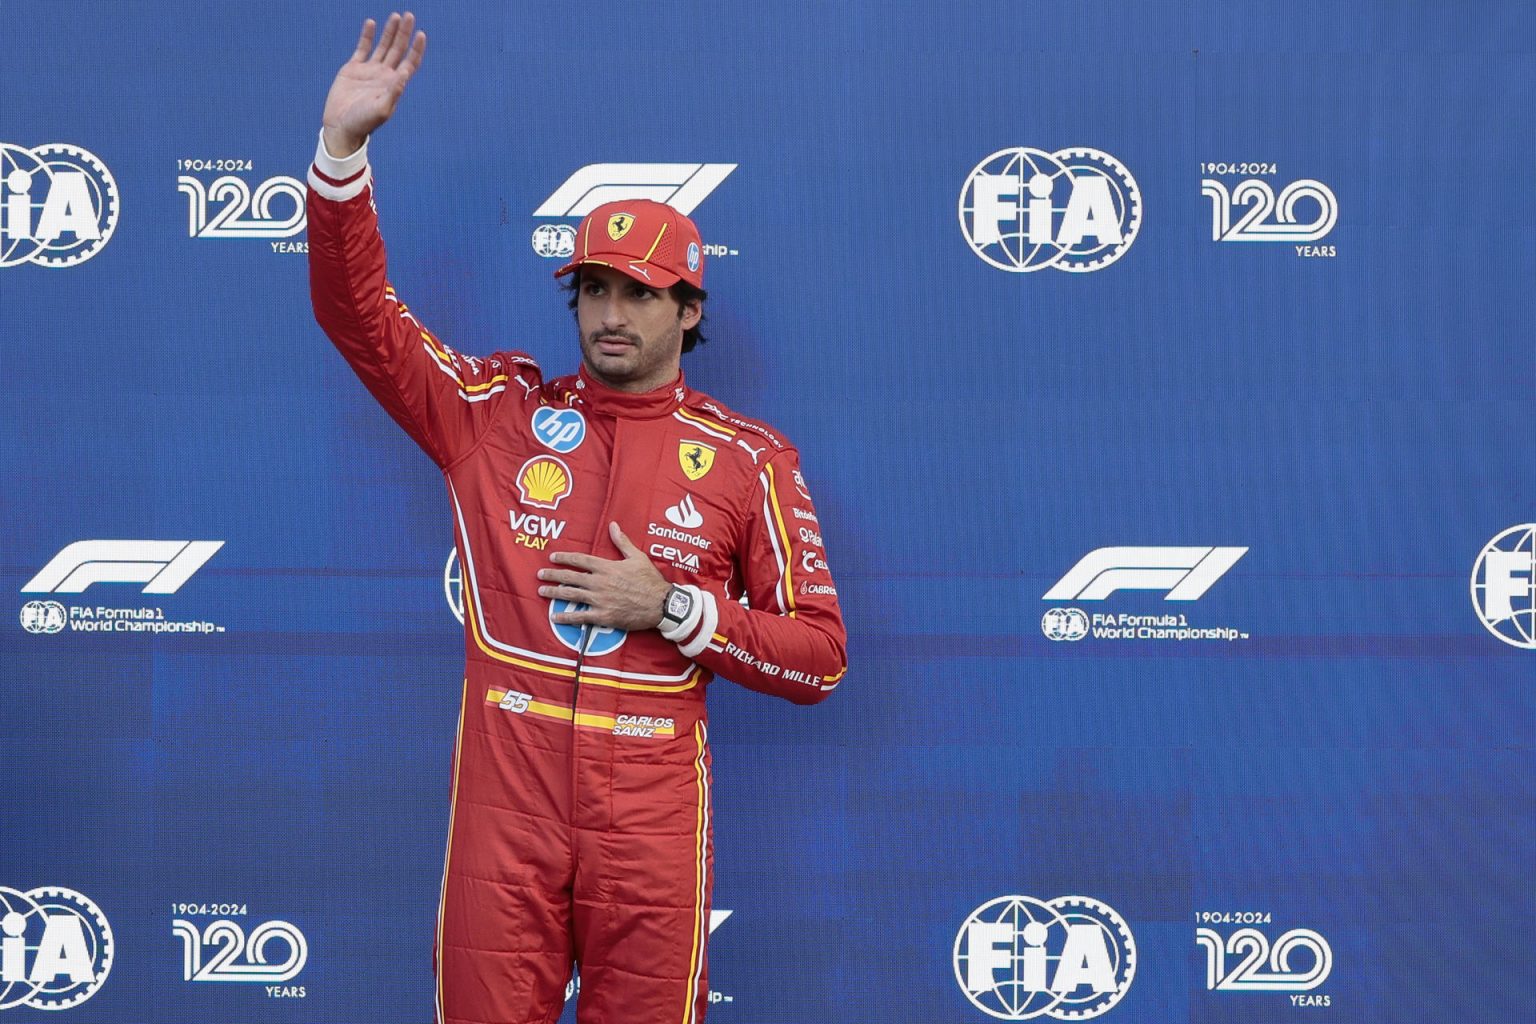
top-left (1042, 608), bottom-right (1089, 642)
top-left (531, 223), bottom-right (576, 258)
top-left (0, 886), bottom-right (114, 1010)
top-left (0, 143), bottom-right (120, 268)
top-left (959, 148), bottom-right (1141, 273)
top-left (1471, 524), bottom-right (1536, 649)
top-left (20, 600), bottom-right (67, 635)
top-left (954, 895), bottom-right (1135, 1020)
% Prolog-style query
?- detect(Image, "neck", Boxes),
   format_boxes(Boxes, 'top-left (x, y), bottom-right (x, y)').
top-left (581, 360), bottom-right (682, 394)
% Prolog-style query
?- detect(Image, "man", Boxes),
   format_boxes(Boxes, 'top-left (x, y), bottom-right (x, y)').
top-left (306, 13), bottom-right (847, 1024)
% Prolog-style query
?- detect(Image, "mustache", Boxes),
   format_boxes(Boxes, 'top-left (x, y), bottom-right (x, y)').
top-left (587, 329), bottom-right (641, 345)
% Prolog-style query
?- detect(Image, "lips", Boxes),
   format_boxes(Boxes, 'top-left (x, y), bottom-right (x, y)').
top-left (595, 335), bottom-right (635, 355)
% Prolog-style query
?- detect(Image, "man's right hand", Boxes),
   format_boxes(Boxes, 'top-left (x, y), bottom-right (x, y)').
top-left (321, 12), bottom-right (427, 158)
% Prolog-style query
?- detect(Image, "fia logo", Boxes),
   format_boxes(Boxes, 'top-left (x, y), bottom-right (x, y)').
top-left (0, 886), bottom-right (114, 1010)
top-left (0, 143), bottom-right (119, 268)
top-left (173, 919), bottom-right (308, 988)
top-left (1202, 178), bottom-right (1337, 249)
top-left (1041, 607), bottom-right (1089, 642)
top-left (959, 147), bottom-right (1141, 273)
top-left (954, 895), bottom-right (1135, 1020)
top-left (1471, 524), bottom-right (1536, 649)
top-left (179, 174), bottom-right (307, 239)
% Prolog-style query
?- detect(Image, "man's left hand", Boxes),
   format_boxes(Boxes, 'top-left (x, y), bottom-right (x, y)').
top-left (540, 522), bottom-right (671, 630)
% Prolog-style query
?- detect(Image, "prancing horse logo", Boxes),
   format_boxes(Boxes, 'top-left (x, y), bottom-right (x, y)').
top-left (679, 441), bottom-right (716, 481)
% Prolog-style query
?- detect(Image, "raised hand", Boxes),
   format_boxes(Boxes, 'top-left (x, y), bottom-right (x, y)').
top-left (321, 12), bottom-right (427, 157)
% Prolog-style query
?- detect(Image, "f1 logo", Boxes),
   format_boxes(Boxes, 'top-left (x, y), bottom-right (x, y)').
top-left (1044, 547), bottom-right (1247, 601)
top-left (534, 163), bottom-right (737, 218)
top-left (21, 540), bottom-right (224, 594)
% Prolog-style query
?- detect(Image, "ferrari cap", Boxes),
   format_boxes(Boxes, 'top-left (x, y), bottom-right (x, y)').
top-left (554, 199), bottom-right (705, 290)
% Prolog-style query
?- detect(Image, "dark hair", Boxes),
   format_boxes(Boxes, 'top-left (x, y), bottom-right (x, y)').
top-left (562, 268), bottom-right (709, 353)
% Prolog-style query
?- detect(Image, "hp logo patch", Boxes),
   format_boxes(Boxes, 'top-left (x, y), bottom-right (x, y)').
top-left (1472, 524), bottom-right (1536, 649)
top-left (532, 407), bottom-right (587, 453)
top-left (954, 894), bottom-right (1135, 1020)
top-left (687, 241), bottom-right (700, 273)
top-left (1042, 608), bottom-right (1089, 642)
top-left (959, 147), bottom-right (1141, 273)
top-left (548, 599), bottom-right (627, 657)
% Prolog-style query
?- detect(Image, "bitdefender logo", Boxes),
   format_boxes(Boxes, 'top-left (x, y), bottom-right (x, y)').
top-left (958, 147), bottom-right (1141, 273)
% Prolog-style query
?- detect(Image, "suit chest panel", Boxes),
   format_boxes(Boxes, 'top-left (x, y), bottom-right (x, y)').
top-left (466, 405), bottom-right (744, 586)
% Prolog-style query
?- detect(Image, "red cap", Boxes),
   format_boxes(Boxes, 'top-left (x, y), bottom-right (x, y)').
top-left (554, 199), bottom-right (705, 290)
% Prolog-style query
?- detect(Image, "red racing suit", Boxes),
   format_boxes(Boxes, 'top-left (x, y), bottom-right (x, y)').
top-left (306, 137), bottom-right (847, 1024)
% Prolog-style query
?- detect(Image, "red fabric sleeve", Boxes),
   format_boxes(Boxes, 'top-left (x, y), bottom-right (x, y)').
top-left (671, 448), bottom-right (848, 704)
top-left (306, 146), bottom-right (536, 468)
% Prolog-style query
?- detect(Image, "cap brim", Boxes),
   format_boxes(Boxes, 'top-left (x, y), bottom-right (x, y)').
top-left (553, 255), bottom-right (681, 289)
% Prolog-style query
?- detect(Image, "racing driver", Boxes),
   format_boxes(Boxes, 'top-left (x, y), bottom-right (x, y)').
top-left (306, 13), bottom-right (847, 1024)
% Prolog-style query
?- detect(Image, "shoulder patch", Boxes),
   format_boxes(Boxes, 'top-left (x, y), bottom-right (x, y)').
top-left (689, 397), bottom-right (791, 454)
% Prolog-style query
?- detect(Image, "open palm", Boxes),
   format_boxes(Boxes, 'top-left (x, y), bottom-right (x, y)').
top-left (322, 12), bottom-right (426, 156)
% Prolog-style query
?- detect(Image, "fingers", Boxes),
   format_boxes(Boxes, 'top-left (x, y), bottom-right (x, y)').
top-left (537, 568), bottom-right (589, 587)
top-left (551, 608), bottom-right (601, 626)
top-left (352, 18), bottom-right (376, 62)
top-left (609, 521), bottom-right (643, 558)
top-left (385, 11), bottom-right (416, 67)
top-left (403, 29), bottom-right (426, 79)
top-left (539, 584), bottom-right (590, 604)
top-left (371, 12), bottom-right (400, 62)
top-left (549, 550), bottom-right (605, 571)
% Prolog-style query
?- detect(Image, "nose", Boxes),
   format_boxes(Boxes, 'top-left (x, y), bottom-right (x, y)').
top-left (598, 293), bottom-right (626, 331)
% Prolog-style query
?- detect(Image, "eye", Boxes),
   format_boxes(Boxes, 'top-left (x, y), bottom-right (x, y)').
top-left (629, 284), bottom-right (656, 299)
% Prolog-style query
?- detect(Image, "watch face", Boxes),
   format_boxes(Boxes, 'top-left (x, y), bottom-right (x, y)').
top-left (666, 590), bottom-right (693, 618)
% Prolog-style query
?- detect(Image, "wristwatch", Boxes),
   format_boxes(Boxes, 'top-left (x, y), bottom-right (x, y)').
top-left (659, 584), bottom-right (695, 632)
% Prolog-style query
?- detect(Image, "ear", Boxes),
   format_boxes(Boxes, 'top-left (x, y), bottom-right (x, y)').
top-left (679, 296), bottom-right (703, 330)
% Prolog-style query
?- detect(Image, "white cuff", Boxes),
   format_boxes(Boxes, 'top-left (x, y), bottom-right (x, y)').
top-left (674, 589), bottom-right (719, 660)
top-left (307, 128), bottom-right (371, 201)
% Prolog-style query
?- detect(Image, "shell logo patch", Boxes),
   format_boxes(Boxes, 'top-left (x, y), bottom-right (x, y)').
top-left (516, 456), bottom-right (573, 510)
top-left (607, 213), bottom-right (635, 240)
top-left (679, 441), bottom-right (716, 481)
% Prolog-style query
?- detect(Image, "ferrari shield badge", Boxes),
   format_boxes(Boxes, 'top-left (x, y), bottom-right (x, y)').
top-left (607, 213), bottom-right (635, 240)
top-left (679, 441), bottom-right (716, 481)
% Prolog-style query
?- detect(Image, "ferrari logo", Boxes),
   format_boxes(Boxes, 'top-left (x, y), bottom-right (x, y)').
top-left (679, 442), bottom-right (716, 481)
top-left (607, 213), bottom-right (635, 241)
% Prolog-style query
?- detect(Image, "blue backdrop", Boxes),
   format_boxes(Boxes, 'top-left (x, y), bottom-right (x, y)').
top-left (2, 2), bottom-right (1533, 1022)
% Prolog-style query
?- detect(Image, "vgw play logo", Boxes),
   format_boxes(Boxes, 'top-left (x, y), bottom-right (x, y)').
top-left (954, 895), bottom-right (1135, 1020)
top-left (959, 147), bottom-right (1141, 273)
